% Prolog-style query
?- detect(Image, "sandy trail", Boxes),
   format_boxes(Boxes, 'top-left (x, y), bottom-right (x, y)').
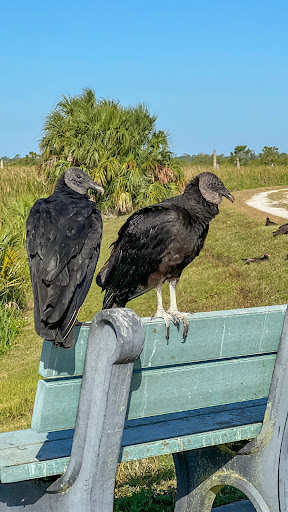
top-left (246, 188), bottom-right (288, 220)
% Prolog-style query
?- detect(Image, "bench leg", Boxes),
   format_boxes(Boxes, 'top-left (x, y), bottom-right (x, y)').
top-left (173, 444), bottom-right (273, 511)
top-left (173, 447), bottom-right (232, 512)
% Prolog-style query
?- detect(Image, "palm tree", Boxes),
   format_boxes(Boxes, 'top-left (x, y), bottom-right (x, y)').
top-left (40, 89), bottom-right (183, 212)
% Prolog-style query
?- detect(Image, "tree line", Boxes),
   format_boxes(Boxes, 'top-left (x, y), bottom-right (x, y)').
top-left (178, 145), bottom-right (288, 166)
top-left (4, 145), bottom-right (287, 169)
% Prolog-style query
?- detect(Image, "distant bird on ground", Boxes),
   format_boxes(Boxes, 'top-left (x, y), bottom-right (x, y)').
top-left (265, 217), bottom-right (278, 226)
top-left (242, 254), bottom-right (269, 265)
top-left (26, 168), bottom-right (104, 348)
top-left (273, 223), bottom-right (288, 237)
top-left (96, 172), bottom-right (234, 339)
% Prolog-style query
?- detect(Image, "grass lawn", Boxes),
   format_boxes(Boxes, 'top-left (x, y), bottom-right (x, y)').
top-left (0, 167), bottom-right (288, 509)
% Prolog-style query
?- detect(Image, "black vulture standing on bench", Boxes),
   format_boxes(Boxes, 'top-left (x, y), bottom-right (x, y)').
top-left (26, 167), bottom-right (104, 348)
top-left (96, 172), bottom-right (234, 338)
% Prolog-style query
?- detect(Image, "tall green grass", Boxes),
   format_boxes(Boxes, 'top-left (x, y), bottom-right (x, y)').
top-left (0, 165), bottom-right (47, 205)
top-left (183, 163), bottom-right (288, 191)
top-left (0, 165), bottom-right (49, 352)
top-left (0, 305), bottom-right (22, 354)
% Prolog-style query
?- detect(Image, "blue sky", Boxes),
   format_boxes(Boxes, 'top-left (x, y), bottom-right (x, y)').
top-left (1, 0), bottom-right (288, 157)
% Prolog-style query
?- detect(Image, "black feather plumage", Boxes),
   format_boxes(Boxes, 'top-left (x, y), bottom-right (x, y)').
top-left (273, 223), bottom-right (288, 237)
top-left (26, 169), bottom-right (103, 347)
top-left (96, 172), bottom-right (234, 310)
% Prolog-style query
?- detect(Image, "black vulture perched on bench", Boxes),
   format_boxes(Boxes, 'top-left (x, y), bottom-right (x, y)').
top-left (96, 172), bottom-right (234, 338)
top-left (26, 167), bottom-right (104, 348)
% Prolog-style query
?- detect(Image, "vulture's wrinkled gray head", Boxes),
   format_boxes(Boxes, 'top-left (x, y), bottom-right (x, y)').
top-left (198, 172), bottom-right (234, 205)
top-left (64, 167), bottom-right (104, 195)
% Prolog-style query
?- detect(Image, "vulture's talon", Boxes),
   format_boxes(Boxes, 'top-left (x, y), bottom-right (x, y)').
top-left (167, 309), bottom-right (190, 339)
top-left (166, 324), bottom-right (170, 342)
top-left (151, 309), bottom-right (172, 340)
top-left (183, 318), bottom-right (189, 339)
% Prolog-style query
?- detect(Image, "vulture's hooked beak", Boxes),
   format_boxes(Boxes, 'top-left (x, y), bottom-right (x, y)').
top-left (223, 189), bottom-right (234, 202)
top-left (90, 181), bottom-right (104, 195)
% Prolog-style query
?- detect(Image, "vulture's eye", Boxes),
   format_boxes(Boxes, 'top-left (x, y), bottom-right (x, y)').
top-left (76, 174), bottom-right (82, 180)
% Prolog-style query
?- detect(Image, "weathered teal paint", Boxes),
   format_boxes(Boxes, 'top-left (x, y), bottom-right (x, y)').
top-left (1, 458), bottom-right (70, 484)
top-left (0, 423), bottom-right (262, 484)
top-left (32, 353), bottom-right (275, 432)
top-left (1, 305), bottom-right (287, 489)
top-left (33, 306), bottom-right (285, 432)
top-left (1, 398), bottom-right (267, 483)
top-left (39, 325), bottom-right (90, 378)
top-left (38, 305), bottom-right (286, 378)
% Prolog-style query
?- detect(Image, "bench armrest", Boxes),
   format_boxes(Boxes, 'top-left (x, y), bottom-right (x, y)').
top-left (47, 308), bottom-right (144, 502)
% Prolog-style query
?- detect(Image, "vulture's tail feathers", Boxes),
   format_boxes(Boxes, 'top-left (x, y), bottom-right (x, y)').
top-left (96, 250), bottom-right (119, 289)
top-left (53, 328), bottom-right (75, 349)
top-left (102, 290), bottom-right (122, 309)
top-left (95, 264), bottom-right (108, 288)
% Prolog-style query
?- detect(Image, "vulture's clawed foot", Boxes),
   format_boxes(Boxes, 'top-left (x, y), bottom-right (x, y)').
top-left (151, 309), bottom-right (191, 341)
top-left (151, 309), bottom-right (173, 340)
top-left (167, 308), bottom-right (190, 339)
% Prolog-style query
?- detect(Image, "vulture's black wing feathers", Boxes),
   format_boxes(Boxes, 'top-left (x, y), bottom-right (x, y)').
top-left (96, 202), bottom-right (210, 308)
top-left (97, 172), bottom-right (233, 312)
top-left (26, 190), bottom-right (102, 347)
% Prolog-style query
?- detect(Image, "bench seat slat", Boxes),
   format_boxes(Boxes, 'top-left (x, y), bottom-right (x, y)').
top-left (32, 354), bottom-right (275, 432)
top-left (39, 305), bottom-right (286, 378)
top-left (121, 423), bottom-right (262, 462)
top-left (1, 458), bottom-right (70, 484)
top-left (0, 429), bottom-right (74, 450)
top-left (0, 399), bottom-right (266, 483)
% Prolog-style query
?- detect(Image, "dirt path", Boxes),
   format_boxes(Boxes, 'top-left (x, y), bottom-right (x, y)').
top-left (232, 186), bottom-right (288, 223)
top-left (246, 188), bottom-right (288, 220)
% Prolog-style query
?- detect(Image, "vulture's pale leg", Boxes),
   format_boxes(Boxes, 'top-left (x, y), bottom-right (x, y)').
top-left (151, 285), bottom-right (172, 339)
top-left (167, 279), bottom-right (189, 338)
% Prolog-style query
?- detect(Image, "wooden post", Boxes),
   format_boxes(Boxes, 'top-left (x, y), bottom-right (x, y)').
top-left (0, 159), bottom-right (3, 169)
top-left (213, 149), bottom-right (217, 169)
top-left (236, 157), bottom-right (240, 169)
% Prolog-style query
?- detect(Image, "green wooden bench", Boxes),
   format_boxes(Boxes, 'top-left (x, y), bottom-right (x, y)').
top-left (0, 304), bottom-right (288, 511)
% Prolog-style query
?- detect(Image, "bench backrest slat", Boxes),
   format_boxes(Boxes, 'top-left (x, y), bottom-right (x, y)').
top-left (32, 353), bottom-right (276, 432)
top-left (39, 305), bottom-right (286, 378)
top-left (32, 305), bottom-right (286, 433)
